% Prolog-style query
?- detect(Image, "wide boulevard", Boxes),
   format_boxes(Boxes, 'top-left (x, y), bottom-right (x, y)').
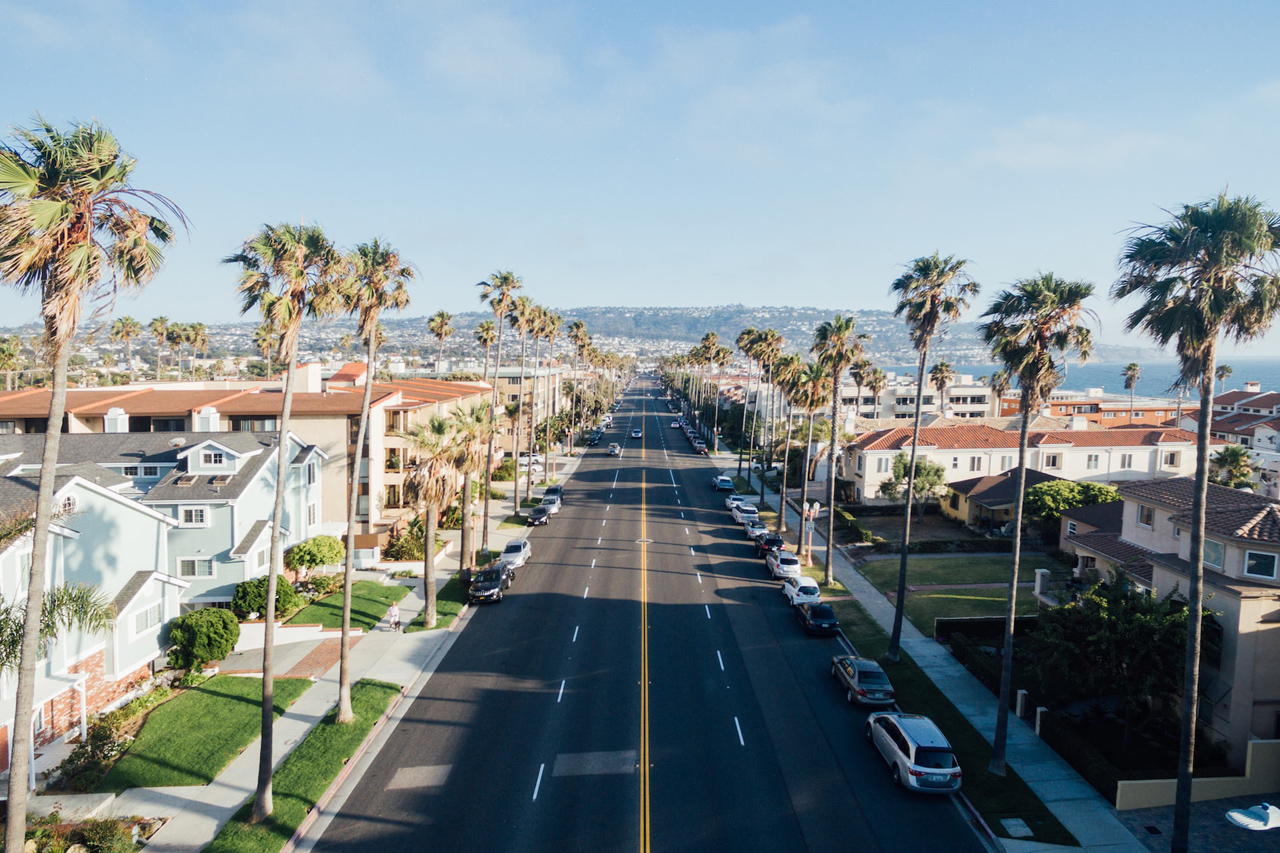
top-left (312, 375), bottom-right (986, 853)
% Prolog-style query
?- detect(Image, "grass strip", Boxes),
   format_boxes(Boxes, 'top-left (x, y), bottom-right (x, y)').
top-left (498, 514), bottom-right (528, 530)
top-left (828, 598), bottom-right (1077, 847)
top-left (100, 676), bottom-right (312, 792)
top-left (904, 587), bottom-right (1040, 637)
top-left (287, 580), bottom-right (409, 631)
top-left (206, 679), bottom-right (401, 853)
top-left (729, 476), bottom-right (758, 496)
top-left (859, 554), bottom-right (1056, 590)
top-left (405, 577), bottom-right (468, 632)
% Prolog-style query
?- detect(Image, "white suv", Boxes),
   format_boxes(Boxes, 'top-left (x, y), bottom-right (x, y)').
top-left (730, 503), bottom-right (759, 524)
top-left (766, 549), bottom-right (802, 579)
top-left (781, 576), bottom-right (821, 605)
top-left (865, 713), bottom-right (962, 793)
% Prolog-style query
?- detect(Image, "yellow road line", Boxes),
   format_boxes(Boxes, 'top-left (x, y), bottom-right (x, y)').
top-left (640, 469), bottom-right (650, 853)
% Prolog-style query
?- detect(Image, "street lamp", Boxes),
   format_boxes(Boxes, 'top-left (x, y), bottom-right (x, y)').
top-left (802, 501), bottom-right (820, 567)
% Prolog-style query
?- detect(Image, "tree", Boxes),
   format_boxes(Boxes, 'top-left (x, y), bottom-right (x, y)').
top-left (887, 253), bottom-right (978, 661)
top-left (1209, 443), bottom-right (1255, 489)
top-left (0, 118), bottom-right (182, 844)
top-left (0, 335), bottom-right (21, 390)
top-left (928, 360), bottom-right (957, 413)
top-left (1123, 363), bottom-right (1142, 423)
top-left (225, 221), bottom-right (343, 822)
top-left (478, 272), bottom-right (522, 555)
top-left (1024, 480), bottom-right (1121, 521)
top-left (109, 316), bottom-right (143, 380)
top-left (428, 309), bottom-right (454, 378)
top-left (284, 535), bottom-right (345, 575)
top-left (989, 368), bottom-right (1012, 409)
top-left (735, 327), bottom-right (759, 478)
top-left (452, 402), bottom-right (493, 581)
top-left (1215, 363), bottom-right (1233, 393)
top-left (771, 353), bottom-right (803, 529)
top-left (168, 608), bottom-right (240, 670)
top-left (336, 238), bottom-right (411, 723)
top-left (980, 272), bottom-right (1094, 776)
top-left (401, 415), bottom-right (458, 628)
top-left (811, 315), bottom-right (864, 585)
top-left (1112, 192), bottom-right (1280, 853)
top-left (508, 296), bottom-right (537, 511)
top-left (876, 452), bottom-right (946, 518)
top-left (865, 367), bottom-right (887, 419)
top-left (148, 316), bottom-right (170, 379)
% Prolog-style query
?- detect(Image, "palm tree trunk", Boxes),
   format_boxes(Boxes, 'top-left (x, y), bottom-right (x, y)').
top-left (482, 326), bottom-right (504, 555)
top-left (989, 392), bottom-right (1032, 775)
top-left (1171, 352), bottom-right (1215, 853)
top-left (824, 375), bottom-right (840, 586)
top-left (337, 335), bottom-right (377, 723)
top-left (1130, 386), bottom-right (1136, 424)
top-left (125, 337), bottom-right (133, 381)
top-left (423, 504), bottom-right (439, 628)
top-left (779, 408), bottom-right (794, 534)
top-left (4, 347), bottom-right (69, 848)
top-left (888, 346), bottom-right (930, 661)
top-left (514, 333), bottom-right (528, 511)
top-left (800, 415), bottom-right (816, 555)
top-left (737, 363), bottom-right (754, 477)
top-left (529, 337), bottom-right (542, 486)
top-left (747, 368), bottom-right (763, 492)
top-left (437, 339), bottom-right (444, 379)
top-left (252, 355), bottom-right (297, 822)
top-left (459, 472), bottom-right (472, 578)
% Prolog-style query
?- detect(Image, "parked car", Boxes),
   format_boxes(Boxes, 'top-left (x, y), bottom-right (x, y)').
top-left (781, 576), bottom-right (821, 606)
top-left (528, 505), bottom-right (552, 526)
top-left (468, 564), bottom-right (514, 603)
top-left (671, 421), bottom-right (681, 429)
top-left (756, 533), bottom-right (785, 557)
top-left (831, 655), bottom-right (896, 707)
top-left (540, 495), bottom-right (562, 514)
top-left (743, 518), bottom-right (768, 540)
top-left (712, 475), bottom-right (735, 491)
top-left (731, 503), bottom-right (760, 523)
top-left (631, 428), bottom-right (643, 438)
top-left (693, 440), bottom-right (707, 454)
top-left (796, 602), bottom-right (839, 635)
top-left (767, 549), bottom-right (802, 578)
top-left (543, 484), bottom-right (564, 503)
top-left (865, 713), bottom-right (962, 793)
top-left (608, 443), bottom-right (622, 456)
top-left (751, 461), bottom-right (780, 473)
top-left (725, 493), bottom-right (749, 510)
top-left (516, 458), bottom-right (544, 473)
top-left (501, 539), bottom-right (532, 568)
top-left (587, 433), bottom-right (602, 446)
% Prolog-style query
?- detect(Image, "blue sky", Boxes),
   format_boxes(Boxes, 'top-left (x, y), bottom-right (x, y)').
top-left (4, 0), bottom-right (1280, 353)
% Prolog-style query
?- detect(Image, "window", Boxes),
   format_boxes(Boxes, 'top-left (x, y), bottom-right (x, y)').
top-left (256, 549), bottom-right (268, 568)
top-left (142, 465), bottom-right (159, 477)
top-left (202, 452), bottom-right (224, 466)
top-left (1245, 551), bottom-right (1277, 579)
top-left (951, 457), bottom-right (959, 469)
top-left (122, 465), bottom-right (139, 477)
top-left (1043, 453), bottom-right (1060, 470)
top-left (1120, 453), bottom-right (1133, 469)
top-left (1066, 521), bottom-right (1078, 536)
top-left (970, 456), bottom-right (981, 472)
top-left (152, 418), bottom-right (185, 432)
top-left (1137, 504), bottom-right (1155, 527)
top-left (385, 484), bottom-right (401, 508)
top-left (307, 503), bottom-right (317, 527)
top-left (306, 463), bottom-right (317, 485)
top-left (1163, 451), bottom-right (1180, 467)
top-left (178, 558), bottom-right (213, 578)
top-left (1174, 526), bottom-right (1181, 539)
top-left (1000, 455), bottom-right (1014, 470)
top-left (1087, 454), bottom-right (1100, 470)
top-left (855, 456), bottom-right (863, 472)
top-left (1103, 411), bottom-right (1115, 419)
top-left (876, 457), bottom-right (891, 473)
top-left (180, 507), bottom-right (208, 527)
top-left (232, 416), bottom-right (277, 432)
top-left (134, 603), bottom-right (162, 633)
top-left (949, 492), bottom-right (959, 510)
top-left (33, 705), bottom-right (44, 734)
top-left (59, 495), bottom-right (77, 514)
top-left (0, 421), bottom-right (14, 434)
top-left (1204, 539), bottom-right (1225, 569)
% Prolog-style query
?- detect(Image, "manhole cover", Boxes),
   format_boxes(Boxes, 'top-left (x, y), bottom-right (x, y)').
top-left (999, 819), bottom-right (1033, 839)
top-left (636, 538), bottom-right (654, 544)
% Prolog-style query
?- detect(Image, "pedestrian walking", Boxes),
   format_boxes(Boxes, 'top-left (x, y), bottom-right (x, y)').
top-left (388, 601), bottom-right (401, 632)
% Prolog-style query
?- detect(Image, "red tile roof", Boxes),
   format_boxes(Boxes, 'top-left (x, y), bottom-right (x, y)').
top-left (328, 362), bottom-right (367, 384)
top-left (854, 424), bottom-right (1207, 452)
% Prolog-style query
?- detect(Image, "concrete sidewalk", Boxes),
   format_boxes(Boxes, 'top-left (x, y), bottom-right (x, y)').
top-left (751, 475), bottom-right (1146, 853)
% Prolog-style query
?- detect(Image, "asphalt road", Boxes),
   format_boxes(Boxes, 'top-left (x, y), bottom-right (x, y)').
top-left (313, 376), bottom-right (986, 853)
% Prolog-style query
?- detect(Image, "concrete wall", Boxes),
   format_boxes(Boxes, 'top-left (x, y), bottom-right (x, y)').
top-left (1115, 739), bottom-right (1280, 810)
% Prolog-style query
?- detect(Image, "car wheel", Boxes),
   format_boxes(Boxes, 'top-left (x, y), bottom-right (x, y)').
top-left (847, 688), bottom-right (855, 705)
top-left (831, 663), bottom-right (838, 677)
top-left (891, 764), bottom-right (902, 786)
top-left (864, 723), bottom-right (873, 742)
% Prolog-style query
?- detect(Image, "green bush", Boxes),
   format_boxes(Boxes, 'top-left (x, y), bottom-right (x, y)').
top-left (949, 633), bottom-right (1003, 695)
top-left (284, 535), bottom-right (345, 572)
top-left (77, 818), bottom-right (134, 853)
top-left (176, 671), bottom-right (209, 689)
top-left (231, 576), bottom-right (305, 619)
top-left (492, 459), bottom-right (516, 481)
top-left (52, 720), bottom-right (125, 793)
top-left (168, 608), bottom-right (240, 669)
top-left (309, 573), bottom-right (342, 596)
top-left (384, 532), bottom-right (424, 561)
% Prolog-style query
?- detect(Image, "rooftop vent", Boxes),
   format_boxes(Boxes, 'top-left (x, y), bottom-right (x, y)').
top-left (169, 437), bottom-right (187, 448)
top-left (212, 474), bottom-right (233, 486)
top-left (176, 475), bottom-right (198, 486)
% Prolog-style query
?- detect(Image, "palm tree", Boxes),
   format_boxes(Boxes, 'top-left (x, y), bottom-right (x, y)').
top-left (811, 315), bottom-right (863, 585)
top-left (477, 271), bottom-right (522, 553)
top-left (887, 253), bottom-right (978, 661)
top-left (476, 319), bottom-right (497, 381)
top-left (980, 273), bottom-right (1094, 776)
top-left (988, 368), bottom-right (1012, 415)
top-left (1215, 363), bottom-right (1233, 394)
top-left (401, 414), bottom-right (458, 629)
top-left (1112, 193), bottom-right (1280, 853)
top-left (225, 221), bottom-right (343, 822)
top-left (1123, 363), bottom-right (1142, 423)
top-left (0, 117), bottom-right (182, 845)
top-left (253, 322), bottom-right (277, 378)
top-left (508, 296), bottom-right (536, 510)
top-left (526, 306), bottom-right (549, 487)
top-left (0, 335), bottom-right (21, 391)
top-left (735, 328), bottom-right (759, 477)
top-left (109, 316), bottom-right (143, 380)
top-left (543, 311), bottom-right (563, 478)
top-left (452, 402), bottom-right (493, 579)
top-left (849, 356), bottom-right (872, 434)
top-left (428, 309), bottom-right (454, 378)
top-left (335, 239), bottom-right (412, 724)
top-left (793, 361), bottom-right (830, 561)
top-left (148, 316), bottom-right (170, 378)
top-left (866, 367), bottom-right (887, 419)
top-left (749, 331), bottom-right (781, 497)
top-left (1209, 443), bottom-right (1255, 488)
top-left (929, 360), bottom-right (957, 414)
top-left (772, 353), bottom-right (803, 530)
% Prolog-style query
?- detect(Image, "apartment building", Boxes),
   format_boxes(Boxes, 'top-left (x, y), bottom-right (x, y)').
top-left (845, 419), bottom-right (1209, 505)
top-left (999, 386), bottom-right (1184, 426)
top-left (1065, 478), bottom-right (1280, 768)
top-left (841, 372), bottom-right (1000, 429)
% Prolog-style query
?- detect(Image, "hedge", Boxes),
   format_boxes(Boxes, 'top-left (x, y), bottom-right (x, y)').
top-left (872, 538), bottom-right (1016, 555)
top-left (168, 608), bottom-right (240, 669)
top-left (934, 614), bottom-right (1040, 643)
top-left (949, 632), bottom-right (1003, 695)
top-left (1037, 710), bottom-right (1125, 803)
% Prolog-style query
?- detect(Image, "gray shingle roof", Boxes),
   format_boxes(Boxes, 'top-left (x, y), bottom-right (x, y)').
top-left (1066, 531), bottom-right (1155, 584)
top-left (1059, 501), bottom-right (1124, 533)
top-left (0, 431), bottom-right (273, 469)
top-left (230, 520), bottom-right (270, 558)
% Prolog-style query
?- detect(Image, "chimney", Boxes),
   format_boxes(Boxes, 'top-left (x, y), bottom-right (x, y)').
top-left (294, 362), bottom-right (322, 394)
top-left (195, 406), bottom-right (221, 432)
top-left (1245, 381), bottom-right (1261, 393)
top-left (103, 407), bottom-right (128, 433)
top-left (1069, 415), bottom-right (1089, 431)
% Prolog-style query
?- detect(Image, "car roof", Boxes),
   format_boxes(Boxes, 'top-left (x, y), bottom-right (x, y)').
top-left (852, 657), bottom-right (883, 672)
top-left (888, 714), bottom-right (952, 748)
top-left (797, 577), bottom-right (819, 587)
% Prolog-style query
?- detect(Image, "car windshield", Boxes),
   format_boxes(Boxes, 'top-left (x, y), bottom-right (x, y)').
top-left (858, 668), bottom-right (890, 685)
top-left (812, 604), bottom-right (835, 619)
top-left (475, 569), bottom-right (501, 583)
top-left (799, 582), bottom-right (818, 592)
top-left (780, 556), bottom-right (799, 566)
top-left (914, 749), bottom-right (957, 769)
top-left (503, 543), bottom-right (523, 555)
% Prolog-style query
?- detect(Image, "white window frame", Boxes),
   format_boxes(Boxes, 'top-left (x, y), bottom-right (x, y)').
top-left (142, 465), bottom-right (159, 477)
top-left (256, 548), bottom-right (268, 568)
top-left (59, 494), bottom-right (77, 514)
top-left (122, 465), bottom-right (139, 477)
top-left (1120, 453), bottom-right (1133, 469)
top-left (1204, 539), bottom-right (1224, 568)
top-left (1043, 453), bottom-right (1060, 470)
top-left (1244, 550), bottom-right (1278, 579)
top-left (1000, 455), bottom-right (1014, 470)
top-left (307, 502), bottom-right (318, 527)
top-left (1174, 526), bottom-right (1181, 539)
top-left (1066, 521), bottom-right (1077, 536)
top-left (177, 557), bottom-right (214, 578)
top-left (133, 602), bottom-right (163, 637)
top-left (1086, 454), bottom-right (1100, 470)
top-left (306, 462), bottom-right (317, 485)
top-left (202, 451), bottom-right (224, 466)
top-left (951, 457), bottom-right (959, 469)
top-left (876, 457), bottom-right (891, 473)
top-left (1137, 504), bottom-right (1155, 528)
top-left (1163, 450), bottom-right (1180, 468)
top-left (970, 456), bottom-right (982, 472)
top-left (179, 505), bottom-right (211, 528)
top-left (33, 704), bottom-right (44, 734)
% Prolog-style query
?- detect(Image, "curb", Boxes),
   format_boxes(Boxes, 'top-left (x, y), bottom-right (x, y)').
top-left (955, 791), bottom-right (1003, 851)
top-left (282, 684), bottom-right (409, 853)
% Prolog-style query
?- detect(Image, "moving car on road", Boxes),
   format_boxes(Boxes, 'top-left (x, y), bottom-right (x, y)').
top-left (631, 428), bottom-right (643, 438)
top-left (671, 421), bottom-right (681, 429)
top-left (767, 549), bottom-right (802, 578)
top-left (468, 564), bottom-right (514, 603)
top-left (501, 539), bottom-right (532, 568)
top-left (781, 576), bottom-right (821, 605)
top-left (865, 713), bottom-right (962, 793)
top-left (796, 602), bottom-right (839, 635)
top-left (831, 656), bottom-right (896, 707)
top-left (608, 443), bottom-right (621, 456)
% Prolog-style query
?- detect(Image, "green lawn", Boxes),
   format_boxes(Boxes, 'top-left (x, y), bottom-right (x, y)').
top-left (903, 587), bottom-right (1041, 637)
top-left (729, 476), bottom-right (758, 496)
top-left (859, 554), bottom-right (1056, 591)
top-left (405, 577), bottom-right (468, 632)
top-left (828, 600), bottom-right (1076, 847)
top-left (474, 548), bottom-right (501, 566)
top-left (100, 676), bottom-right (312, 792)
top-left (498, 514), bottom-right (528, 530)
top-left (800, 557), bottom-right (847, 596)
top-left (207, 679), bottom-right (401, 853)
top-left (287, 580), bottom-right (409, 631)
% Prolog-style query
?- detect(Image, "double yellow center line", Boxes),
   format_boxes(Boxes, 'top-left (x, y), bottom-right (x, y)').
top-left (639, 467), bottom-right (651, 852)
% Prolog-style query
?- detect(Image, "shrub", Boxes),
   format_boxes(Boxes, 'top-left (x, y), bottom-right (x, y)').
top-left (100, 686), bottom-right (172, 731)
top-left (231, 576), bottom-right (305, 619)
top-left (384, 532), bottom-right (424, 561)
top-left (176, 671), bottom-right (209, 689)
top-left (492, 459), bottom-right (516, 481)
top-left (77, 818), bottom-right (135, 853)
top-left (168, 608), bottom-right (240, 669)
top-left (1038, 711), bottom-right (1124, 803)
top-left (284, 535), bottom-right (345, 572)
top-left (309, 573), bottom-right (342, 596)
top-left (949, 633), bottom-right (1002, 694)
top-left (52, 720), bottom-right (125, 792)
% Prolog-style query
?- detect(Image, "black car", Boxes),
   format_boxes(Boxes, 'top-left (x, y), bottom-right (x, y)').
top-left (587, 432), bottom-right (602, 446)
top-left (469, 565), bottom-right (513, 603)
top-left (796, 603), bottom-right (839, 635)
top-left (543, 484), bottom-right (564, 503)
top-left (528, 505), bottom-right (552, 526)
top-left (756, 533), bottom-right (785, 557)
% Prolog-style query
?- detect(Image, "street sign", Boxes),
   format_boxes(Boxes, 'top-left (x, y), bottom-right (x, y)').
top-left (805, 521), bottom-right (815, 532)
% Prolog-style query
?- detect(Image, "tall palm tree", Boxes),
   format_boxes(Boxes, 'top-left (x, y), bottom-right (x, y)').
top-left (225, 221), bottom-right (343, 822)
top-left (749, 331), bottom-right (781, 497)
top-left (0, 335), bottom-right (21, 391)
top-left (0, 117), bottom-right (182, 845)
top-left (401, 414), bottom-right (457, 629)
top-left (1112, 193), bottom-right (1280, 853)
top-left (1215, 363), bottom-right (1233, 394)
top-left (526, 306), bottom-right (549, 487)
top-left (428, 309), bottom-right (454, 378)
top-left (543, 311), bottom-right (563, 478)
top-left (477, 271), bottom-right (522, 554)
top-left (1122, 363), bottom-right (1142, 423)
top-left (929, 360), bottom-right (957, 414)
top-left (148, 316), bottom-right (170, 378)
top-left (712, 345), bottom-right (733, 452)
top-left (988, 368), bottom-right (1012, 414)
top-left (508, 296), bottom-right (536, 510)
top-left (109, 316), bottom-right (143, 380)
top-left (811, 315), bottom-right (863, 585)
top-left (866, 367), bottom-right (887, 419)
top-left (735, 328), bottom-right (759, 477)
top-left (849, 356), bottom-right (873, 435)
top-left (253, 322), bottom-right (277, 378)
top-left (335, 239), bottom-right (412, 724)
top-left (793, 361), bottom-right (830, 561)
top-left (887, 253), bottom-right (978, 661)
top-left (452, 402), bottom-right (493, 580)
top-left (980, 273), bottom-right (1094, 776)
top-left (476, 319), bottom-right (497, 381)
top-left (771, 353), bottom-right (803, 530)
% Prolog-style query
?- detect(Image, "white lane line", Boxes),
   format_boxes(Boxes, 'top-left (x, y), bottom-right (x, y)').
top-left (613, 472), bottom-right (619, 487)
top-left (573, 625), bottom-right (579, 642)
top-left (689, 546), bottom-right (695, 556)
top-left (680, 511), bottom-right (684, 518)
top-left (602, 519), bottom-right (607, 527)
top-left (717, 651), bottom-right (725, 671)
top-left (583, 587), bottom-right (590, 598)
top-left (684, 527), bottom-right (689, 535)
top-left (697, 572), bottom-right (702, 584)
top-left (557, 680), bottom-right (566, 703)
top-left (669, 470), bottom-right (677, 486)
top-left (597, 536), bottom-right (602, 545)
top-left (676, 498), bottom-right (681, 504)
top-left (591, 558), bottom-right (596, 569)
top-left (664, 449), bottom-right (669, 459)
top-left (533, 763), bottom-right (545, 801)
top-left (607, 505), bottom-right (611, 512)
top-left (705, 604), bottom-right (711, 619)
top-left (734, 717), bottom-right (745, 746)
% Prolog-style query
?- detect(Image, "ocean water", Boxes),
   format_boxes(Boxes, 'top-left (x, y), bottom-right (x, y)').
top-left (881, 357), bottom-right (1280, 398)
